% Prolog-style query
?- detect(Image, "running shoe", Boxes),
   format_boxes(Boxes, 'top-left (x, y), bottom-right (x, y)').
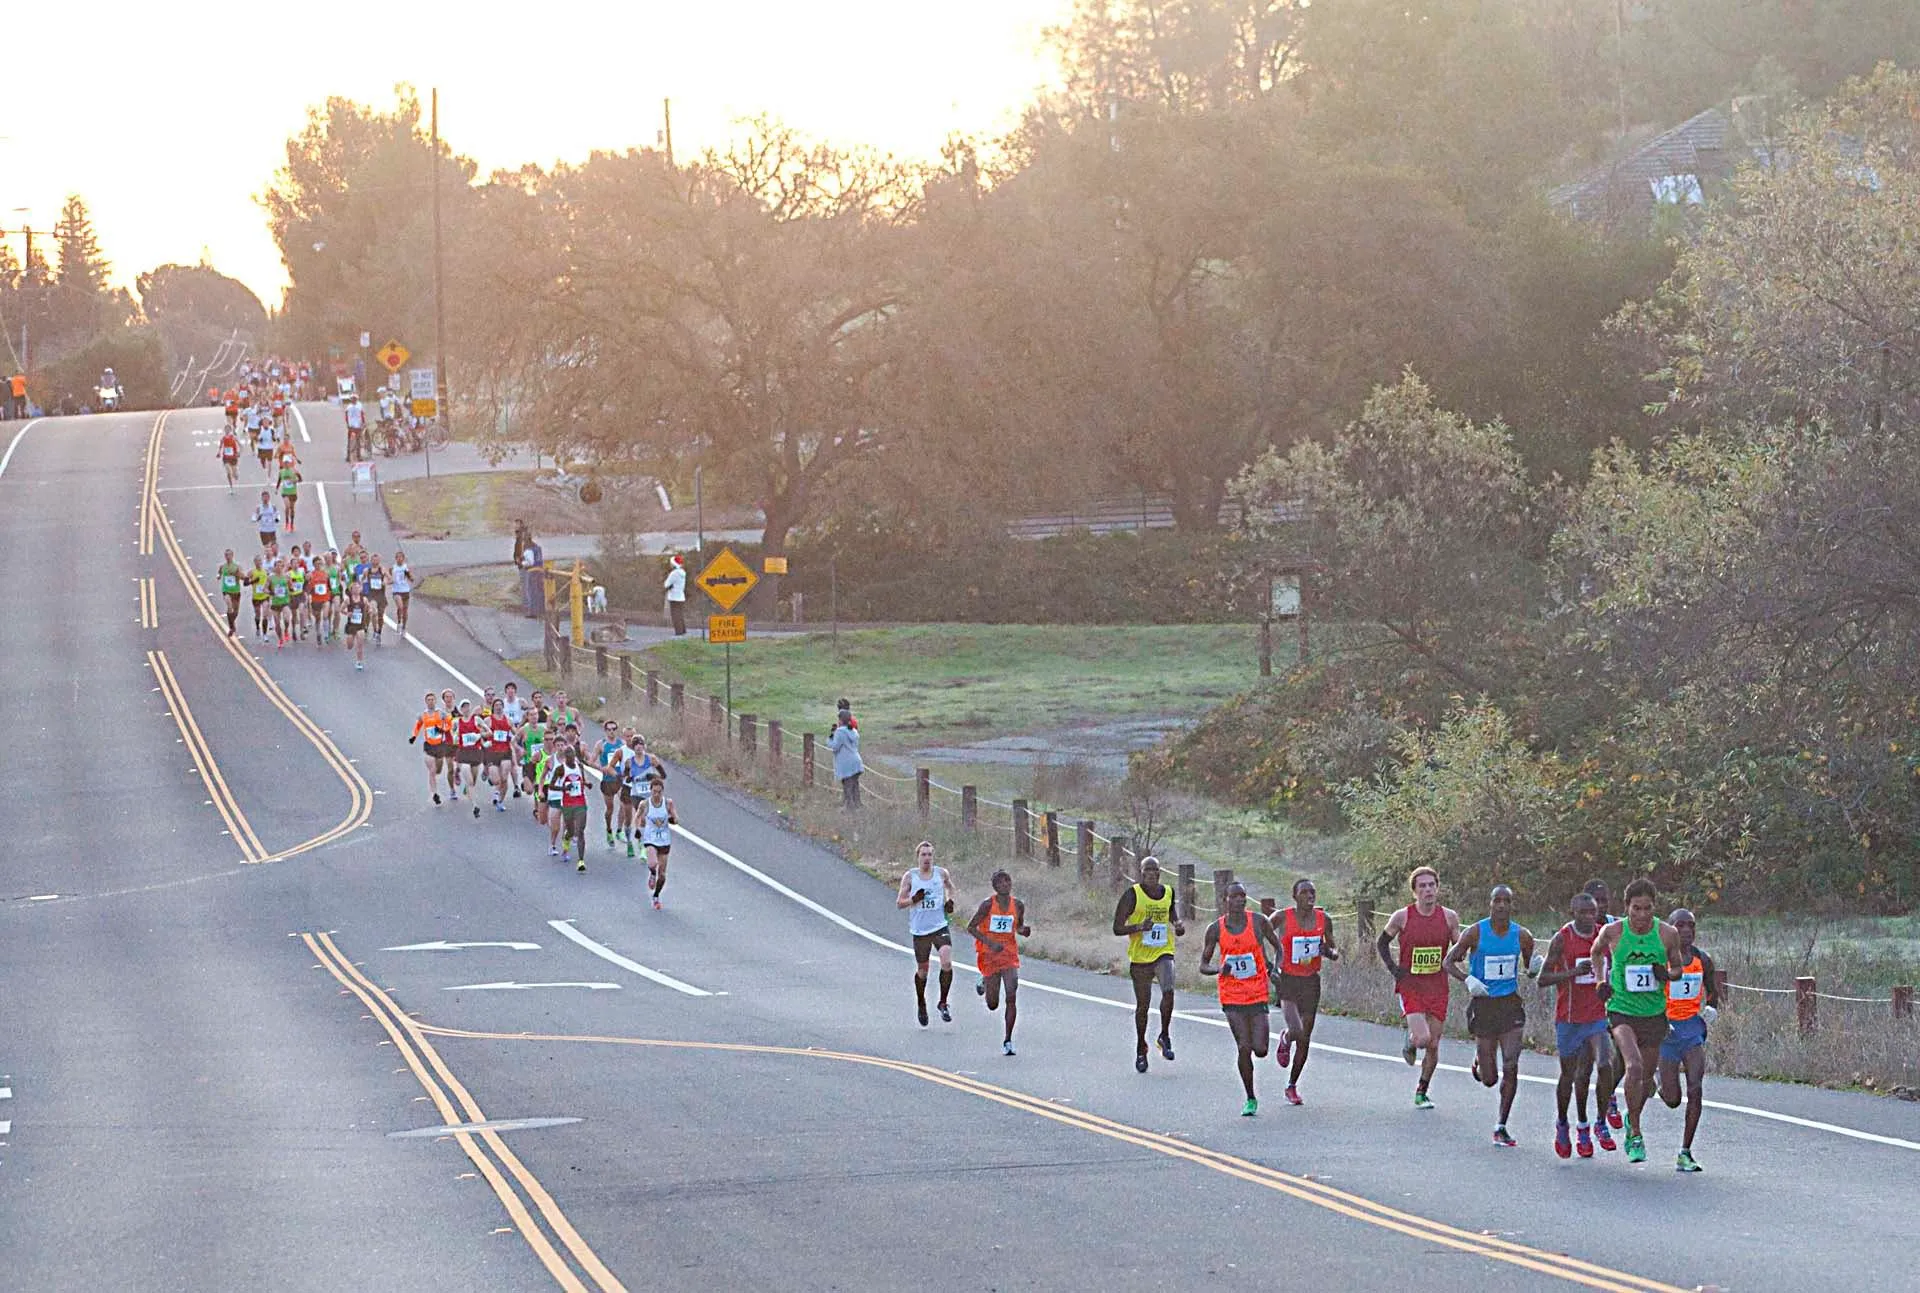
top-left (1595, 1124), bottom-right (1617, 1153)
top-left (1242, 1098), bottom-right (1258, 1117)
top-left (1675, 1149), bottom-right (1702, 1173)
top-left (1003, 1041), bottom-right (1016, 1057)
top-left (1274, 1031), bottom-right (1291, 1069)
top-left (495, 800), bottom-right (506, 813)
top-left (354, 661), bottom-right (363, 671)
top-left (432, 793), bottom-right (442, 806)
top-left (1413, 1090), bottom-right (1435, 1110)
top-left (976, 980), bottom-right (986, 997)
top-left (938, 1004), bottom-right (952, 1023)
top-left (473, 804), bottom-right (481, 819)
top-left (1576, 1125), bottom-right (1594, 1158)
top-left (549, 846), bottom-right (559, 857)
top-left (606, 831), bottom-right (616, 848)
top-left (1554, 1121), bottom-right (1572, 1159)
top-left (1472, 1057), bottom-right (1482, 1083)
top-left (651, 897), bottom-right (661, 911)
top-left (918, 1003), bottom-right (929, 1027)
top-left (1492, 1127), bottom-right (1517, 1149)
top-left (1402, 1037), bottom-right (1418, 1067)
top-left (1606, 1095), bottom-right (1623, 1130)
top-left (1284, 1086), bottom-right (1302, 1106)
top-left (626, 842), bottom-right (636, 859)
top-left (577, 859), bottom-right (586, 873)
top-left (1624, 1132), bottom-right (1646, 1164)
top-left (1135, 1049), bottom-right (1149, 1074)
top-left (1158, 1034), bottom-right (1175, 1062)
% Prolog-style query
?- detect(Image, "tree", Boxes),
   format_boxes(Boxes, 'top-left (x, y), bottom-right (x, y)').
top-left (1047, 0), bottom-right (1306, 116)
top-left (52, 195), bottom-right (109, 293)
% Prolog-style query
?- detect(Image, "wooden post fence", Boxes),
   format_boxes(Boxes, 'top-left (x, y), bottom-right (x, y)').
top-left (802, 732), bottom-right (815, 787)
top-left (1259, 896), bottom-right (1276, 917)
top-left (740, 714), bottom-right (756, 754)
top-left (709, 695), bottom-right (723, 731)
top-left (619, 655), bottom-right (633, 693)
top-left (1109, 835), bottom-right (1130, 890)
top-left (670, 682), bottom-right (685, 713)
top-left (543, 619), bottom-right (557, 671)
top-left (1044, 811), bottom-right (1061, 867)
top-left (1355, 899), bottom-right (1375, 943)
top-left (1714, 968), bottom-right (1730, 1007)
top-left (556, 634), bottom-right (573, 678)
top-left (916, 769), bottom-right (931, 819)
top-left (1176, 864), bottom-right (1197, 922)
top-left (1894, 985), bottom-right (1913, 1020)
top-left (646, 669), bottom-right (660, 705)
top-left (1212, 869), bottom-right (1235, 921)
top-left (1076, 820), bottom-right (1094, 880)
top-left (961, 786), bottom-right (977, 832)
top-left (768, 720), bottom-right (782, 769)
top-left (1796, 976), bottom-right (1817, 1033)
top-left (1013, 800), bottom-right (1031, 858)
top-left (594, 644), bottom-right (608, 678)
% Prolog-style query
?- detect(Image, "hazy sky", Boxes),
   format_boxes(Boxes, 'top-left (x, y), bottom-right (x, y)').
top-left (2, 1), bottom-right (1069, 307)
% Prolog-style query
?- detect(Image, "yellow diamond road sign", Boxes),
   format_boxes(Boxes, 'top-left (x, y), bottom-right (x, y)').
top-left (695, 547), bottom-right (758, 612)
top-left (376, 341), bottom-right (410, 372)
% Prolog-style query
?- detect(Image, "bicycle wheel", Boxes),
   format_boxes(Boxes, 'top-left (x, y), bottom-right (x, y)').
top-left (426, 420), bottom-right (452, 449)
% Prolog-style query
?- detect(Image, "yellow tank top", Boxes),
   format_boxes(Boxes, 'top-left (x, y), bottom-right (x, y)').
top-left (1126, 884), bottom-right (1176, 963)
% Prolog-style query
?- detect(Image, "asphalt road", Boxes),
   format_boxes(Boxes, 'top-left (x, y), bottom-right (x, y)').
top-left (2, 405), bottom-right (1916, 1291)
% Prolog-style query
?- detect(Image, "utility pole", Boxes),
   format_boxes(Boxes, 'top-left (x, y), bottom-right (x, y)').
top-left (662, 98), bottom-right (674, 168)
top-left (431, 86), bottom-right (448, 478)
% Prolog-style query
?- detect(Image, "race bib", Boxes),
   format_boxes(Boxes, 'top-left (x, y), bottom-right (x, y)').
top-left (1483, 954), bottom-right (1518, 982)
top-left (1141, 922), bottom-right (1169, 948)
top-left (1410, 945), bottom-right (1444, 975)
top-left (1623, 963), bottom-right (1657, 993)
top-left (1573, 961), bottom-right (1598, 985)
top-left (919, 893), bottom-right (939, 910)
top-left (989, 915), bottom-right (1015, 935)
top-left (1223, 952), bottom-right (1258, 979)
top-left (1670, 973), bottom-right (1703, 1001)
top-left (1290, 935), bottom-right (1322, 963)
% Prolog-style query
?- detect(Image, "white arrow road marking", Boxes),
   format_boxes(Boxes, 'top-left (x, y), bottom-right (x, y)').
top-left (443, 982), bottom-right (620, 992)
top-left (382, 941), bottom-right (542, 952)
top-left (547, 919), bottom-right (714, 997)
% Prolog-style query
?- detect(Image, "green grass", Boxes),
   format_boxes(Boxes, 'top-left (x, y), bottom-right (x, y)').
top-left (636, 623), bottom-right (1264, 744)
top-left (415, 565), bottom-right (523, 612)
top-left (383, 470), bottom-right (599, 540)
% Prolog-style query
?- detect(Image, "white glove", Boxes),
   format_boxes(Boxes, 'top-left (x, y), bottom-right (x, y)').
top-left (1527, 953), bottom-right (1546, 978)
top-left (1465, 975), bottom-right (1491, 998)
top-left (1701, 1005), bottom-right (1718, 1025)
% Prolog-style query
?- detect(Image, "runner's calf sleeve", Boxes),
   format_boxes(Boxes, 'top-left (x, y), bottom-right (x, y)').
top-left (938, 968), bottom-right (953, 1000)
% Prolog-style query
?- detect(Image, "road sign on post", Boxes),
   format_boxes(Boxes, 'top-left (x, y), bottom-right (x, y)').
top-left (707, 614), bottom-right (746, 644)
top-left (695, 547), bottom-right (758, 612)
top-left (377, 341), bottom-right (410, 372)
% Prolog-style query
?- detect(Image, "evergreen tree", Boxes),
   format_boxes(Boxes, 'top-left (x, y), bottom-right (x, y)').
top-left (52, 195), bottom-right (109, 293)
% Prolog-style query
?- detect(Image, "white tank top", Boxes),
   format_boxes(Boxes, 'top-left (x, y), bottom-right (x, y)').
top-left (640, 799), bottom-right (673, 847)
top-left (905, 866), bottom-right (947, 936)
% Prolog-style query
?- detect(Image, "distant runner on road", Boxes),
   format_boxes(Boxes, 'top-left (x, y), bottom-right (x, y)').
top-left (1273, 877), bottom-right (1339, 1105)
top-left (1658, 908), bottom-right (1719, 1173)
top-left (1446, 885), bottom-right (1538, 1148)
top-left (1539, 891), bottom-right (1616, 1159)
top-left (897, 840), bottom-right (956, 1027)
top-left (1379, 866), bottom-right (1459, 1110)
top-left (1590, 878), bottom-right (1685, 1164)
top-left (638, 772), bottom-right (675, 910)
top-left (967, 869), bottom-right (1029, 1056)
top-left (1199, 881), bottom-right (1281, 1116)
top-left (1114, 856), bottom-right (1184, 1074)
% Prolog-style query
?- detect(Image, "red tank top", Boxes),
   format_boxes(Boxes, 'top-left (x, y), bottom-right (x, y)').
top-left (975, 893), bottom-right (1020, 974)
top-left (1554, 921), bottom-right (1605, 1024)
top-left (1398, 904), bottom-right (1451, 978)
top-left (1278, 906), bottom-right (1327, 977)
top-left (489, 715), bottom-right (512, 750)
top-left (1215, 915), bottom-right (1269, 1006)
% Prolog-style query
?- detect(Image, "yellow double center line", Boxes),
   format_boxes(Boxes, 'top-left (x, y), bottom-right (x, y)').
top-left (143, 412), bottom-right (372, 863)
top-left (305, 932), bottom-right (624, 1293)
top-left (149, 650), bottom-right (266, 860)
top-left (413, 1021), bottom-right (1691, 1293)
top-left (138, 577), bottom-right (158, 628)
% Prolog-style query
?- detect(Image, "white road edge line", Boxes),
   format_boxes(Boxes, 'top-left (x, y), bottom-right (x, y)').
top-left (290, 402), bottom-right (312, 444)
top-left (366, 609), bottom-right (1918, 1153)
top-left (0, 418), bottom-right (44, 480)
top-left (0, 1120), bottom-right (9, 1135)
top-left (0, 1087), bottom-right (10, 1099)
top-left (316, 479), bottom-right (337, 551)
top-left (546, 919), bottom-right (713, 997)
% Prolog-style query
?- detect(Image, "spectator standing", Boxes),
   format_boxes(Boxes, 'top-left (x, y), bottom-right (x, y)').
top-left (520, 533), bottom-right (546, 618)
top-left (9, 373), bottom-right (26, 419)
top-left (664, 554), bottom-right (688, 636)
top-left (828, 710), bottom-right (864, 808)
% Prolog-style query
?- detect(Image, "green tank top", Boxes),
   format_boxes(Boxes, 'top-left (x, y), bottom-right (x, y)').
top-left (1609, 921), bottom-right (1669, 1017)
top-left (219, 564), bottom-right (242, 595)
top-left (269, 575), bottom-right (290, 605)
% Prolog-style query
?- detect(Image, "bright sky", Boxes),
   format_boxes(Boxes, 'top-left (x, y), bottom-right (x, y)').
top-left (3, 0), bottom-right (1069, 308)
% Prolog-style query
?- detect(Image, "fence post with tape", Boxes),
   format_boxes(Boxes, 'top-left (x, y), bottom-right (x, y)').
top-left (1356, 899), bottom-right (1375, 943)
top-left (1013, 800), bottom-right (1031, 858)
top-left (1077, 820), bottom-right (1094, 880)
top-left (802, 732), bottom-right (815, 787)
top-left (670, 682), bottom-right (684, 713)
top-left (768, 720), bottom-right (782, 769)
top-left (916, 769), bottom-right (930, 819)
top-left (961, 786), bottom-right (977, 831)
top-left (1044, 811), bottom-right (1061, 867)
top-left (1108, 835), bottom-right (1129, 890)
top-left (1212, 869), bottom-right (1235, 921)
top-left (1796, 976), bottom-right (1817, 1033)
top-left (740, 714), bottom-right (756, 754)
top-left (646, 670), bottom-right (660, 706)
top-left (1894, 985), bottom-right (1913, 1020)
top-left (1176, 864), bottom-right (1197, 922)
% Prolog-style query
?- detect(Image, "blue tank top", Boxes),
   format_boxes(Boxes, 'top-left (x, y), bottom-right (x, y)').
top-left (1469, 918), bottom-right (1522, 998)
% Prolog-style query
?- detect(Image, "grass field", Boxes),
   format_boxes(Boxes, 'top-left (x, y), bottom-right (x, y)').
top-left (415, 565), bottom-right (523, 612)
top-left (638, 624), bottom-right (1267, 744)
top-left (382, 471), bottom-right (602, 540)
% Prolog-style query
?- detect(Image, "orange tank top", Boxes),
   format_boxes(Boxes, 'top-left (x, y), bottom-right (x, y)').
top-left (1666, 952), bottom-right (1707, 1021)
top-left (1279, 906), bottom-right (1327, 976)
top-left (1215, 915), bottom-right (1269, 1006)
top-left (976, 893), bottom-right (1020, 974)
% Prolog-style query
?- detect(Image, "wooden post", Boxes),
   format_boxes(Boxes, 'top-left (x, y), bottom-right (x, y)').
top-left (1077, 820), bottom-right (1094, 880)
top-left (1044, 811), bottom-right (1061, 867)
top-left (916, 769), bottom-right (931, 819)
top-left (646, 669), bottom-right (660, 706)
top-left (802, 732), bottom-right (815, 787)
top-left (740, 714), bottom-right (756, 754)
top-left (768, 720), bottom-right (782, 768)
top-left (961, 785), bottom-right (977, 831)
top-left (1212, 869), bottom-right (1235, 921)
top-left (1796, 976), bottom-right (1817, 1033)
top-left (542, 618), bottom-right (557, 671)
top-left (557, 635), bottom-right (573, 678)
top-left (669, 681), bottom-right (685, 713)
top-left (594, 644), bottom-right (608, 678)
top-left (1013, 800), bottom-right (1031, 857)
top-left (1356, 899), bottom-right (1375, 943)
top-left (1714, 968), bottom-right (1730, 1007)
top-left (619, 655), bottom-right (633, 693)
top-left (1259, 618), bottom-right (1272, 677)
top-left (709, 695), bottom-right (723, 730)
top-left (1893, 984), bottom-right (1913, 1020)
top-left (1176, 863), bottom-right (1197, 921)
top-left (1259, 896), bottom-right (1276, 917)
top-left (1109, 835), bottom-right (1130, 889)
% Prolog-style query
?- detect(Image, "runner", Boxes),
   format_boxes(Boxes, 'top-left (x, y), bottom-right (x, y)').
top-left (1584, 878), bottom-right (1624, 1133)
top-left (340, 586), bottom-right (371, 670)
top-left (619, 732), bottom-right (661, 856)
top-left (1113, 856), bottom-right (1184, 1072)
top-left (967, 869), bottom-right (1030, 1056)
top-left (1445, 885), bottom-right (1538, 1147)
top-left (519, 698), bottom-right (549, 805)
top-left (277, 455), bottom-right (301, 532)
top-left (550, 689), bottom-right (580, 735)
top-left (1657, 908), bottom-right (1719, 1172)
top-left (486, 700), bottom-right (514, 811)
top-left (216, 426), bottom-right (241, 492)
top-left (284, 554), bottom-right (308, 641)
top-left (896, 840), bottom-right (957, 1026)
top-left (1539, 891), bottom-right (1616, 1158)
top-left (215, 549), bottom-right (244, 637)
top-left (266, 560), bottom-right (291, 646)
top-left (250, 404), bottom-right (274, 472)
top-left (637, 771), bottom-right (676, 909)
top-left (550, 745), bottom-right (591, 870)
top-left (409, 692), bottom-right (453, 804)
top-left (1273, 877), bottom-right (1339, 1105)
top-left (596, 719), bottom-right (627, 848)
top-left (306, 553), bottom-right (333, 645)
top-left (246, 555), bottom-right (271, 639)
top-left (252, 491), bottom-right (280, 555)
top-left (1589, 878), bottom-right (1685, 1164)
top-left (1377, 866), bottom-right (1460, 1109)
top-left (1199, 880), bottom-right (1282, 1116)
top-left (364, 557), bottom-right (389, 643)
top-left (389, 550), bottom-right (414, 638)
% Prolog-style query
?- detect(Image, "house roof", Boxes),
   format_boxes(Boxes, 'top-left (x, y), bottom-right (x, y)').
top-left (1550, 108), bottom-right (1732, 223)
